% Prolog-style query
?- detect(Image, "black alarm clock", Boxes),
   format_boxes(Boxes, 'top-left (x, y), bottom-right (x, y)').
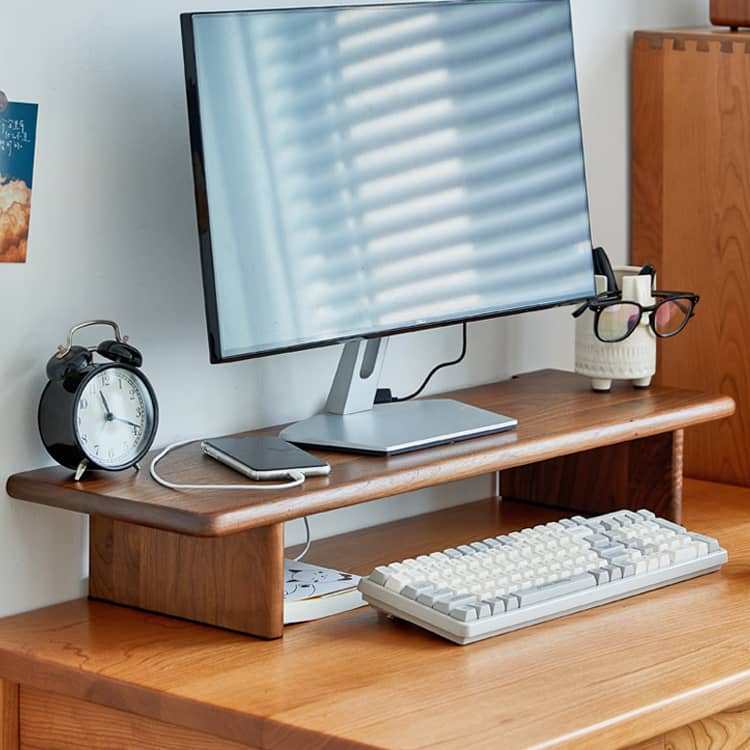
top-left (38, 320), bottom-right (159, 480)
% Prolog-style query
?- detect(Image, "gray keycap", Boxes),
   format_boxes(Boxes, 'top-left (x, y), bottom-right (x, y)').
top-left (444, 548), bottom-right (463, 559)
top-left (604, 565), bottom-right (622, 581)
top-left (469, 602), bottom-right (492, 619)
top-left (514, 574), bottom-right (596, 607)
top-left (638, 509), bottom-right (656, 520)
top-left (435, 593), bottom-right (477, 614)
top-left (559, 519), bottom-right (578, 528)
top-left (482, 538), bottom-right (502, 548)
top-left (418, 588), bottom-right (454, 606)
top-left (498, 594), bottom-right (520, 611)
top-left (689, 533), bottom-right (720, 552)
top-left (401, 581), bottom-right (435, 600)
top-left (612, 561), bottom-right (636, 578)
top-left (654, 518), bottom-right (686, 534)
top-left (605, 531), bottom-right (629, 544)
top-left (450, 605), bottom-right (478, 622)
top-left (457, 545), bottom-right (476, 556)
top-left (585, 534), bottom-right (610, 548)
top-left (616, 511), bottom-right (642, 524)
top-left (471, 541), bottom-right (490, 552)
top-left (591, 569), bottom-right (610, 584)
top-left (485, 597), bottom-right (506, 615)
top-left (608, 555), bottom-right (635, 572)
top-left (599, 545), bottom-right (627, 559)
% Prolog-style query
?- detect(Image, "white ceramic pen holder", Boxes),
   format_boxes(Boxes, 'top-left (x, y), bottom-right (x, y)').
top-left (574, 266), bottom-right (656, 392)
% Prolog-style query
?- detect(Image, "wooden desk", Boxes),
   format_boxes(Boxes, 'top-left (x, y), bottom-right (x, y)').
top-left (0, 479), bottom-right (748, 750)
top-left (4, 370), bottom-right (735, 638)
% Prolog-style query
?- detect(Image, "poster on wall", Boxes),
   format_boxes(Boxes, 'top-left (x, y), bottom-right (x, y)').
top-left (0, 99), bottom-right (38, 263)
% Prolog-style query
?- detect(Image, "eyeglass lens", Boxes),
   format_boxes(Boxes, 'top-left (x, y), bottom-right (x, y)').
top-left (597, 303), bottom-right (641, 342)
top-left (653, 298), bottom-right (692, 336)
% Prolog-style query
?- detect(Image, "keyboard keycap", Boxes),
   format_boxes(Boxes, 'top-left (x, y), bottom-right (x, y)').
top-left (435, 593), bottom-right (477, 614)
top-left (368, 566), bottom-right (393, 586)
top-left (689, 533), bottom-right (720, 553)
top-left (401, 581), bottom-right (435, 600)
top-left (470, 602), bottom-right (492, 619)
top-left (591, 569), bottom-right (610, 584)
top-left (514, 574), bottom-right (596, 607)
top-left (417, 588), bottom-right (454, 606)
top-left (450, 605), bottom-right (478, 622)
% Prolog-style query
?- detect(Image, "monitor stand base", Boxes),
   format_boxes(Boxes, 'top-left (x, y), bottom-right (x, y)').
top-left (279, 398), bottom-right (517, 455)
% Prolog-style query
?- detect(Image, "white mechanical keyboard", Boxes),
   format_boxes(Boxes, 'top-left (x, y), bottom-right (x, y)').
top-left (358, 509), bottom-right (727, 644)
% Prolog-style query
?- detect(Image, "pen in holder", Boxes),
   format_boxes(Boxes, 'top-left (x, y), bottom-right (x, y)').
top-left (575, 266), bottom-right (656, 392)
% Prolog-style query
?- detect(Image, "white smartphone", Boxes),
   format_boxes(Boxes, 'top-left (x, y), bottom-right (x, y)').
top-left (201, 436), bottom-right (330, 480)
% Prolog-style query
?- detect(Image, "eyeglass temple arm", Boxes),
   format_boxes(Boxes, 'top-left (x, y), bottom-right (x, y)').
top-left (572, 301), bottom-right (589, 318)
top-left (638, 263), bottom-right (657, 290)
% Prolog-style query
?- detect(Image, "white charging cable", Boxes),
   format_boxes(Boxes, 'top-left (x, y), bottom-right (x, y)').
top-left (149, 438), bottom-right (306, 491)
top-left (149, 439), bottom-right (312, 561)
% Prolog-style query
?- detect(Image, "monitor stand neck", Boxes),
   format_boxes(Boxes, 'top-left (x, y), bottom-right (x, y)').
top-left (279, 336), bottom-right (517, 455)
top-left (325, 338), bottom-right (388, 415)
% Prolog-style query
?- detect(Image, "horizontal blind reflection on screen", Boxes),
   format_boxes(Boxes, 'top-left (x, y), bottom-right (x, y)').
top-left (192, 0), bottom-right (594, 358)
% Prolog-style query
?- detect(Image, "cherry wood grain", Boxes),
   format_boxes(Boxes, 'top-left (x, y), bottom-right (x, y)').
top-left (628, 700), bottom-right (750, 749)
top-left (628, 739), bottom-right (665, 750)
top-left (663, 703), bottom-right (750, 749)
top-left (632, 31), bottom-right (750, 486)
top-left (0, 480), bottom-right (747, 750)
top-left (89, 517), bottom-right (284, 638)
top-left (711, 0), bottom-right (750, 27)
top-left (500, 429), bottom-right (683, 521)
top-left (5, 370), bottom-right (734, 536)
top-left (0, 680), bottom-right (18, 750)
top-left (19, 687), bottom-right (259, 750)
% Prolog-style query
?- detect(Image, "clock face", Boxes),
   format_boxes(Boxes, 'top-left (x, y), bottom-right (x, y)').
top-left (74, 366), bottom-right (156, 469)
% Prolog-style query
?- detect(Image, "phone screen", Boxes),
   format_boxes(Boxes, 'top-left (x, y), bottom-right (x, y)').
top-left (203, 436), bottom-right (328, 471)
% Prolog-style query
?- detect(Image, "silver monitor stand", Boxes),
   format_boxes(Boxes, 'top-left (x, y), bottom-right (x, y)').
top-left (279, 337), bottom-right (517, 455)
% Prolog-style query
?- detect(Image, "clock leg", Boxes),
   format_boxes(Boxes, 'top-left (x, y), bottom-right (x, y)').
top-left (74, 460), bottom-right (88, 482)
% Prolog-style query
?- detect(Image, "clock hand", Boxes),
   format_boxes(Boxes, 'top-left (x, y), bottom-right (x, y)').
top-left (99, 391), bottom-right (113, 418)
top-left (112, 416), bottom-right (141, 429)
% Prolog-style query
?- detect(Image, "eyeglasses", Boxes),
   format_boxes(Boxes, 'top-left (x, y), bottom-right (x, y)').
top-left (573, 291), bottom-right (700, 343)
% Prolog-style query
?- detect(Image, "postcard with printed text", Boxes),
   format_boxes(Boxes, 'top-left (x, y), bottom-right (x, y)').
top-left (0, 102), bottom-right (38, 263)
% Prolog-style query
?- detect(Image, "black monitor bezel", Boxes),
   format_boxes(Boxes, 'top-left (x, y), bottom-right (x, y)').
top-left (180, 0), bottom-right (594, 364)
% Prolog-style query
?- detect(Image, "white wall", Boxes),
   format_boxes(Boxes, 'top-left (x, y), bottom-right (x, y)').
top-left (0, 0), bottom-right (707, 617)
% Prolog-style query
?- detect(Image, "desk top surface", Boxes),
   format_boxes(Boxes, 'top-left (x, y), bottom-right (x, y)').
top-left (5, 370), bottom-right (733, 536)
top-left (0, 478), bottom-right (748, 750)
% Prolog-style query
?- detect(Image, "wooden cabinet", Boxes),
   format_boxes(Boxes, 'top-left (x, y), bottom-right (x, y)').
top-left (632, 28), bottom-right (750, 486)
top-left (711, 0), bottom-right (750, 28)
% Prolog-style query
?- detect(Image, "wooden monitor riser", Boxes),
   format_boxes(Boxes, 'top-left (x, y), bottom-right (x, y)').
top-left (5, 370), bottom-right (734, 638)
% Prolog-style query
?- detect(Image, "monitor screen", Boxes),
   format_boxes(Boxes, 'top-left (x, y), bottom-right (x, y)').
top-left (183, 0), bottom-right (594, 362)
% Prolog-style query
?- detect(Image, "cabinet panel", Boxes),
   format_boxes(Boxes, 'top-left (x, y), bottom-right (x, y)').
top-left (632, 31), bottom-right (750, 486)
top-left (19, 687), bottom-right (258, 750)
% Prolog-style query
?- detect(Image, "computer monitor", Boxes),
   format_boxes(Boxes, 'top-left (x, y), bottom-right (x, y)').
top-left (181, 0), bottom-right (595, 454)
